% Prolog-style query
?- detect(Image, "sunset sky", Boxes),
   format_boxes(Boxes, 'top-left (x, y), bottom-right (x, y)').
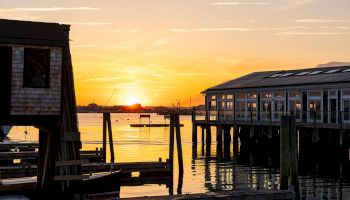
top-left (1, 0), bottom-right (350, 106)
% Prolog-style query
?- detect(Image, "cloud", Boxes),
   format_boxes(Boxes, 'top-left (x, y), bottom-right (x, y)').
top-left (80, 77), bottom-right (122, 83)
top-left (113, 29), bottom-right (140, 33)
top-left (71, 44), bottom-right (100, 48)
top-left (169, 28), bottom-right (253, 32)
top-left (0, 7), bottom-right (98, 12)
top-left (296, 19), bottom-right (350, 23)
top-left (169, 27), bottom-right (282, 32)
top-left (153, 38), bottom-right (170, 47)
top-left (67, 22), bottom-right (113, 26)
top-left (275, 31), bottom-right (342, 35)
top-left (209, 2), bottom-right (268, 5)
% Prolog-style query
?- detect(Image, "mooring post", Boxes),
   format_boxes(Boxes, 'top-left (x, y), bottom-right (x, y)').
top-left (175, 114), bottom-right (184, 175)
top-left (280, 116), bottom-right (290, 190)
top-left (192, 123), bottom-right (197, 144)
top-left (217, 125), bottom-right (222, 146)
top-left (224, 126), bottom-right (231, 159)
top-left (206, 125), bottom-right (212, 157)
top-left (289, 116), bottom-right (299, 196)
top-left (169, 114), bottom-right (175, 195)
top-left (102, 113), bottom-right (107, 163)
top-left (233, 124), bottom-right (239, 159)
top-left (201, 126), bottom-right (205, 145)
top-left (106, 113), bottom-right (115, 163)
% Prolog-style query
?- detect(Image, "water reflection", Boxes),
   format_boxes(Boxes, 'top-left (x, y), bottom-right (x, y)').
top-left (191, 127), bottom-right (350, 200)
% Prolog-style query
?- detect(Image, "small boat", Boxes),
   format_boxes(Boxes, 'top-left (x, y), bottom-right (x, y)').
top-left (82, 171), bottom-right (121, 198)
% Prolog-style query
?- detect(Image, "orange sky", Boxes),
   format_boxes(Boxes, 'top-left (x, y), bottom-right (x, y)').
top-left (1, 0), bottom-right (350, 106)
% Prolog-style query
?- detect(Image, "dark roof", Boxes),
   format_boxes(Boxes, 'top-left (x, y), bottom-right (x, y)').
top-left (0, 19), bottom-right (69, 47)
top-left (205, 65), bottom-right (350, 92)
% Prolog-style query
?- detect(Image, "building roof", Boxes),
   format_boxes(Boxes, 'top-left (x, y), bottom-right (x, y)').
top-left (0, 19), bottom-right (69, 47)
top-left (204, 65), bottom-right (350, 92)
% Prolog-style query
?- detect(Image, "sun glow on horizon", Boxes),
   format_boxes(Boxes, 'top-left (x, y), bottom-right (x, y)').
top-left (126, 96), bottom-right (140, 105)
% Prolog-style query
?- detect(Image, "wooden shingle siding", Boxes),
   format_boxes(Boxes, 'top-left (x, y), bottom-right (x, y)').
top-left (10, 45), bottom-right (62, 116)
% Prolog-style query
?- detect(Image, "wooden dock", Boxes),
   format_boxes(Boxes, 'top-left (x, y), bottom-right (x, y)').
top-left (130, 124), bottom-right (184, 127)
top-left (121, 190), bottom-right (295, 200)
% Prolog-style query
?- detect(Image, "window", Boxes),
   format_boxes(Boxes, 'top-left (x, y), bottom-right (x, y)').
top-left (211, 95), bottom-right (216, 100)
top-left (325, 69), bottom-right (340, 74)
top-left (23, 48), bottom-right (50, 88)
top-left (309, 91), bottom-right (322, 97)
top-left (343, 90), bottom-right (350, 96)
top-left (236, 93), bottom-right (246, 99)
top-left (274, 92), bottom-right (285, 98)
top-left (296, 71), bottom-right (309, 76)
top-left (289, 91), bottom-right (300, 98)
top-left (227, 95), bottom-right (233, 99)
top-left (261, 92), bottom-right (272, 99)
top-left (248, 93), bottom-right (257, 99)
top-left (269, 73), bottom-right (282, 78)
top-left (281, 72), bottom-right (294, 77)
top-left (309, 71), bottom-right (323, 75)
top-left (221, 95), bottom-right (225, 100)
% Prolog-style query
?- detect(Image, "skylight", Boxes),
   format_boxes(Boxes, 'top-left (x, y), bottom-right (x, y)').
top-left (309, 71), bottom-right (323, 75)
top-left (269, 74), bottom-right (282, 78)
top-left (343, 69), bottom-right (350, 72)
top-left (296, 71), bottom-right (309, 76)
top-left (281, 73), bottom-right (294, 77)
top-left (325, 69), bottom-right (341, 74)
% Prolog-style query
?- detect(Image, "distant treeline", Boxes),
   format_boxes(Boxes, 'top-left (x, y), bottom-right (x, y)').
top-left (77, 103), bottom-right (205, 115)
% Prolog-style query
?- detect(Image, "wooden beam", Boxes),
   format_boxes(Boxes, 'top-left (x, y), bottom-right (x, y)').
top-left (56, 159), bottom-right (88, 167)
top-left (54, 175), bottom-right (89, 181)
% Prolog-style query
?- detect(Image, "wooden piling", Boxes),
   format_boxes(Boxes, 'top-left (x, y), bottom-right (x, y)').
top-left (217, 125), bottom-right (222, 145)
top-left (175, 114), bottom-right (184, 175)
top-left (289, 116), bottom-right (299, 196)
top-left (168, 114), bottom-right (175, 195)
top-left (280, 116), bottom-right (290, 190)
top-left (192, 124), bottom-right (197, 144)
top-left (102, 114), bottom-right (107, 163)
top-left (106, 113), bottom-right (115, 163)
top-left (233, 125), bottom-right (239, 159)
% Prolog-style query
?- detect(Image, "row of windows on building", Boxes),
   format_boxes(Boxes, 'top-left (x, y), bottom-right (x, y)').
top-left (206, 90), bottom-right (350, 123)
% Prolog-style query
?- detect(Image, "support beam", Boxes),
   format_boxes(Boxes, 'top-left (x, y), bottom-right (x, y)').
top-left (280, 116), bottom-right (290, 190)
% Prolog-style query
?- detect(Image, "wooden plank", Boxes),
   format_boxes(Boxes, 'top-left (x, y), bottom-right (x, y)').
top-left (56, 159), bottom-right (88, 167)
top-left (54, 175), bottom-right (89, 181)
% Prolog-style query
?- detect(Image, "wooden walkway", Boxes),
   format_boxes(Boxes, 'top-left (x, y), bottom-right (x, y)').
top-left (121, 190), bottom-right (295, 200)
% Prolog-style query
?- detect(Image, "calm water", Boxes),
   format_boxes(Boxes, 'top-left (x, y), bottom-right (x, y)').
top-left (7, 113), bottom-right (350, 199)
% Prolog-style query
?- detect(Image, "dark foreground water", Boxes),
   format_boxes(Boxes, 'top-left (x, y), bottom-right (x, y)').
top-left (7, 113), bottom-right (350, 199)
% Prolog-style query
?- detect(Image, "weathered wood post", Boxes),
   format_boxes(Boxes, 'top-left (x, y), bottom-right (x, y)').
top-left (280, 115), bottom-right (299, 194)
top-left (102, 113), bottom-right (107, 163)
top-left (168, 114), bottom-right (175, 195)
top-left (224, 126), bottom-right (231, 159)
top-left (217, 125), bottom-right (223, 147)
top-left (175, 114), bottom-right (184, 175)
top-left (280, 116), bottom-right (290, 190)
top-left (107, 113), bottom-right (115, 163)
top-left (206, 125), bottom-right (212, 157)
top-left (233, 124), bottom-right (239, 159)
top-left (289, 116), bottom-right (299, 197)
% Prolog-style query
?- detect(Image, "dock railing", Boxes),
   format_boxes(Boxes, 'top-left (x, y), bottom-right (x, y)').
top-left (193, 110), bottom-right (350, 127)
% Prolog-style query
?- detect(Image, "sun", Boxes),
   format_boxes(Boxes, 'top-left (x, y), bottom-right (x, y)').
top-left (126, 96), bottom-right (140, 105)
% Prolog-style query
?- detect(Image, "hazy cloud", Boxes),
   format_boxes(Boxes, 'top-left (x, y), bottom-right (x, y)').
top-left (169, 27), bottom-right (283, 32)
top-left (209, 2), bottom-right (268, 5)
top-left (113, 29), bottom-right (140, 33)
top-left (296, 19), bottom-right (350, 23)
top-left (275, 31), bottom-right (342, 35)
top-left (80, 77), bottom-right (122, 83)
top-left (67, 22), bottom-right (113, 26)
top-left (71, 44), bottom-right (100, 48)
top-left (0, 7), bottom-right (98, 12)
